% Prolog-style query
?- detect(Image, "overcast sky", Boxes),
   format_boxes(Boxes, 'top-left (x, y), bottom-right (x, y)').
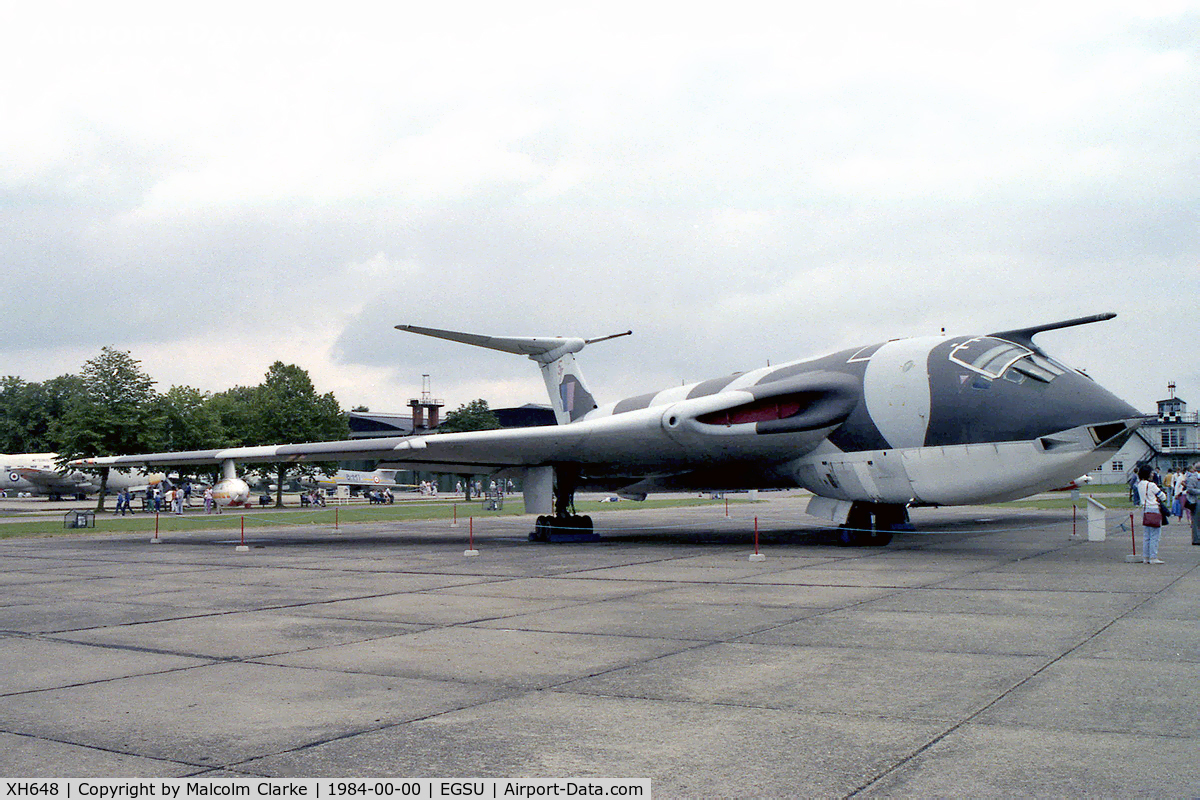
top-left (2, 0), bottom-right (1197, 417)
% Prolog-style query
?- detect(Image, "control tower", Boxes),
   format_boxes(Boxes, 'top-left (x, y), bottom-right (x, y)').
top-left (408, 375), bottom-right (445, 431)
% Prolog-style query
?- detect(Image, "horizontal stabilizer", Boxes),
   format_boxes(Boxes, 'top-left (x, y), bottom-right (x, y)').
top-left (396, 324), bottom-right (631, 423)
top-left (396, 325), bottom-right (630, 364)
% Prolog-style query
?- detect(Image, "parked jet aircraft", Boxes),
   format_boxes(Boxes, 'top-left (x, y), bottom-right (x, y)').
top-left (305, 468), bottom-right (410, 491)
top-left (2, 454), bottom-right (167, 500)
top-left (74, 313), bottom-right (1143, 545)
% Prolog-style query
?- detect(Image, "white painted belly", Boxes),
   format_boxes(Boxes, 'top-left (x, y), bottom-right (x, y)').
top-left (863, 337), bottom-right (940, 449)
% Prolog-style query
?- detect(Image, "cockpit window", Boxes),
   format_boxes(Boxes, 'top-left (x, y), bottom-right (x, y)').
top-left (949, 338), bottom-right (1067, 383)
top-left (847, 343), bottom-right (884, 363)
top-left (1011, 354), bottom-right (1066, 382)
top-left (950, 338), bottom-right (1031, 378)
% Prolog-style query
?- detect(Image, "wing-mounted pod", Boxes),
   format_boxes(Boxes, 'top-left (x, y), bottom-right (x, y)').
top-left (212, 458), bottom-right (251, 507)
top-left (698, 372), bottom-right (861, 434)
top-left (396, 325), bottom-right (631, 425)
top-left (658, 371), bottom-right (862, 457)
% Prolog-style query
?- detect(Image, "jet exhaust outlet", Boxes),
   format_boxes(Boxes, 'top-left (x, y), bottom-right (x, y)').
top-left (693, 381), bottom-right (860, 435)
top-left (698, 393), bottom-right (819, 426)
top-left (1089, 422), bottom-right (1131, 446)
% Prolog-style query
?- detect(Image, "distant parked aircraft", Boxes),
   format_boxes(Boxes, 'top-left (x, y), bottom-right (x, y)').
top-left (2, 453), bottom-right (166, 500)
top-left (305, 468), bottom-right (411, 491)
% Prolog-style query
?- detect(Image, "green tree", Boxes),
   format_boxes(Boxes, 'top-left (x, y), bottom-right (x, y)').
top-left (156, 385), bottom-right (226, 454)
top-left (437, 399), bottom-right (502, 433)
top-left (249, 362), bottom-right (349, 507)
top-left (207, 385), bottom-right (261, 447)
top-left (0, 377), bottom-right (43, 453)
top-left (41, 374), bottom-right (87, 450)
top-left (55, 347), bottom-right (164, 510)
top-left (0, 374), bottom-right (84, 453)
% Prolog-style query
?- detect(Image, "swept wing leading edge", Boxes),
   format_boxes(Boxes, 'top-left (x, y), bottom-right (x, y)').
top-left (73, 371), bottom-right (857, 475)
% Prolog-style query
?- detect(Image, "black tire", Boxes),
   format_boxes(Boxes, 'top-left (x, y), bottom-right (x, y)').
top-left (837, 527), bottom-right (892, 547)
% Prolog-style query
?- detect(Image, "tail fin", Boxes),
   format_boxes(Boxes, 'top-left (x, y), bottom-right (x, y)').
top-left (396, 325), bottom-right (630, 424)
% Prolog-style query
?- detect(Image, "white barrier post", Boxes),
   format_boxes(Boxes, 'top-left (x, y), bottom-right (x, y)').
top-left (749, 516), bottom-right (766, 562)
top-left (1086, 496), bottom-right (1107, 542)
top-left (464, 516), bottom-right (479, 557)
top-left (236, 516), bottom-right (250, 552)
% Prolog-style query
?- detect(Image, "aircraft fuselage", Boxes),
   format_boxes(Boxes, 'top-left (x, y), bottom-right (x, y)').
top-left (583, 330), bottom-right (1140, 509)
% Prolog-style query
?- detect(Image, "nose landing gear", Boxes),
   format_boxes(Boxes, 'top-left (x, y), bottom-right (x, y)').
top-left (837, 501), bottom-right (911, 546)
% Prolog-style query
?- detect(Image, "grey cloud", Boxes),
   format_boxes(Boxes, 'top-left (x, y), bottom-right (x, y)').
top-left (2, 3), bottom-right (1195, 417)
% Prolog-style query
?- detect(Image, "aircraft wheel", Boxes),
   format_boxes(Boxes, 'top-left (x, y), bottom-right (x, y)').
top-left (837, 527), bottom-right (892, 547)
top-left (837, 527), bottom-right (864, 547)
top-left (579, 515), bottom-right (593, 532)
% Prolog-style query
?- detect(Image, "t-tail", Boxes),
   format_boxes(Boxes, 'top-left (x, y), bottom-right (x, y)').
top-left (395, 325), bottom-right (631, 424)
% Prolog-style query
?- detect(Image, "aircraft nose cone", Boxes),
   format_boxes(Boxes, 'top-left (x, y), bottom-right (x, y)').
top-left (926, 357), bottom-right (1144, 447)
top-left (1057, 373), bottom-right (1142, 431)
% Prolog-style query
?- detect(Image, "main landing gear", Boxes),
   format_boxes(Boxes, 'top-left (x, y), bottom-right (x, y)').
top-left (530, 514), bottom-right (597, 542)
top-left (837, 501), bottom-right (912, 546)
top-left (529, 465), bottom-right (600, 543)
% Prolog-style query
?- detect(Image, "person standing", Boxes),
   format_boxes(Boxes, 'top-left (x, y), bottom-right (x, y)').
top-left (1173, 469), bottom-right (1188, 519)
top-left (1185, 463), bottom-right (1200, 546)
top-left (1138, 465), bottom-right (1168, 564)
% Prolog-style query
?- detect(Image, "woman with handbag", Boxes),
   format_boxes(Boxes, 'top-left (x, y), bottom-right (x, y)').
top-left (1138, 465), bottom-right (1169, 564)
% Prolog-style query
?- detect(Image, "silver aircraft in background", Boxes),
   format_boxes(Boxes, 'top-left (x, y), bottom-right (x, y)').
top-left (2, 453), bottom-right (166, 501)
top-left (75, 313), bottom-right (1143, 545)
top-left (305, 469), bottom-right (411, 492)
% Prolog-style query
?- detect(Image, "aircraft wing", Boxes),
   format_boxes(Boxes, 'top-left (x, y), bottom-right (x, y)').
top-left (72, 372), bottom-right (859, 477)
top-left (74, 411), bottom-right (669, 474)
top-left (118, 482), bottom-right (160, 495)
top-left (9, 467), bottom-right (92, 493)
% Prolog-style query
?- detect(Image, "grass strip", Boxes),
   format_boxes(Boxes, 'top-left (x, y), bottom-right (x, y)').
top-left (0, 497), bottom-right (745, 539)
